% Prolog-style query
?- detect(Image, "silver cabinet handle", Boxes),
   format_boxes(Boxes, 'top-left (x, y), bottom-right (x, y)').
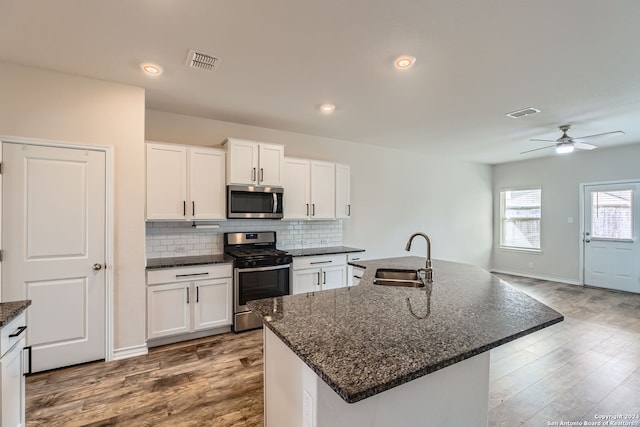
top-left (9, 326), bottom-right (27, 338)
top-left (186, 287), bottom-right (190, 304)
top-left (192, 201), bottom-right (195, 216)
top-left (323, 271), bottom-right (326, 284)
top-left (183, 201), bottom-right (186, 216)
top-left (348, 204), bottom-right (351, 216)
top-left (316, 272), bottom-right (320, 286)
top-left (312, 204), bottom-right (316, 216)
top-left (260, 168), bottom-right (264, 183)
top-left (306, 203), bottom-right (309, 216)
top-left (310, 260), bottom-right (332, 265)
top-left (251, 167), bottom-right (256, 182)
top-left (196, 286), bottom-right (200, 303)
top-left (92, 263), bottom-right (103, 271)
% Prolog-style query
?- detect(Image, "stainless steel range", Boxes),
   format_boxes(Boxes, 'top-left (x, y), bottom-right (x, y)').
top-left (224, 231), bottom-right (292, 332)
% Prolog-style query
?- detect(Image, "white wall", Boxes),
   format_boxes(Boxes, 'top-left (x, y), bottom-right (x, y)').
top-left (492, 143), bottom-right (640, 283)
top-left (146, 110), bottom-right (493, 267)
top-left (0, 61), bottom-right (146, 353)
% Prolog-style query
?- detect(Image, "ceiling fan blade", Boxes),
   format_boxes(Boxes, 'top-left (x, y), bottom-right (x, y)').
top-left (521, 146), bottom-right (554, 154)
top-left (529, 138), bottom-right (558, 143)
top-left (574, 142), bottom-right (597, 150)
top-left (572, 130), bottom-right (625, 142)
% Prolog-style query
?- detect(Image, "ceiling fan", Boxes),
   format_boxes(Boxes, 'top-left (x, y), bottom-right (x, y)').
top-left (521, 125), bottom-right (625, 155)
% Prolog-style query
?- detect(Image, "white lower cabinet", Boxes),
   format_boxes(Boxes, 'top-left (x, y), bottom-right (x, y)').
top-left (347, 252), bottom-right (365, 286)
top-left (147, 264), bottom-right (232, 340)
top-left (292, 255), bottom-right (347, 294)
top-left (1, 312), bottom-right (27, 427)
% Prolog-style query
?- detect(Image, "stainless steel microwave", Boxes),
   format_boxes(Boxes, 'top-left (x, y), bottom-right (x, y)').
top-left (227, 185), bottom-right (284, 219)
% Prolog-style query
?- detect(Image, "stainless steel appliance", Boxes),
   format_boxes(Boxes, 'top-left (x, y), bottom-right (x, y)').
top-left (224, 231), bottom-right (292, 332)
top-left (227, 185), bottom-right (284, 219)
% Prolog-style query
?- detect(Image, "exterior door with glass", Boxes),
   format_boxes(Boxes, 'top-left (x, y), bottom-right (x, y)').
top-left (583, 182), bottom-right (640, 293)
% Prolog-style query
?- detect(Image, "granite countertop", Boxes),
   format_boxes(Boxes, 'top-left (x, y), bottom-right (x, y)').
top-left (0, 300), bottom-right (31, 327)
top-left (146, 254), bottom-right (233, 270)
top-left (248, 256), bottom-right (563, 404)
top-left (285, 246), bottom-right (365, 257)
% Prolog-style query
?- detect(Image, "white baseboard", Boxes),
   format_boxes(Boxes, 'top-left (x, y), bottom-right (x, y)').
top-left (490, 269), bottom-right (580, 286)
top-left (112, 344), bottom-right (149, 360)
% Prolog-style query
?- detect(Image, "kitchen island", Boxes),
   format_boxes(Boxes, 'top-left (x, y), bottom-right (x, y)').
top-left (248, 256), bottom-right (563, 427)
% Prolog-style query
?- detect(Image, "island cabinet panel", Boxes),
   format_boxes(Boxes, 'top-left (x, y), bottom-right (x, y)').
top-left (146, 264), bottom-right (232, 340)
top-left (264, 327), bottom-right (490, 427)
top-left (224, 138), bottom-right (284, 186)
top-left (292, 254), bottom-right (347, 294)
top-left (146, 142), bottom-right (226, 221)
top-left (1, 311), bottom-right (27, 427)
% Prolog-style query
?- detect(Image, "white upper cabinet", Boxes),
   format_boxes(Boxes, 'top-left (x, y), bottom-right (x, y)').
top-left (224, 138), bottom-right (284, 186)
top-left (335, 163), bottom-right (351, 219)
top-left (146, 142), bottom-right (226, 221)
top-left (283, 157), bottom-right (311, 219)
top-left (189, 147), bottom-right (226, 220)
top-left (146, 143), bottom-right (188, 220)
top-left (310, 161), bottom-right (336, 220)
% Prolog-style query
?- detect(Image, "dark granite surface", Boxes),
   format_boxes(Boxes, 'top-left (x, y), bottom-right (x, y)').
top-left (285, 246), bottom-right (365, 257)
top-left (0, 300), bottom-right (31, 327)
top-left (146, 254), bottom-right (233, 270)
top-left (248, 256), bottom-right (564, 403)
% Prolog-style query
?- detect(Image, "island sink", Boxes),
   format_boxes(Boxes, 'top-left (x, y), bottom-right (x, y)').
top-left (373, 268), bottom-right (425, 287)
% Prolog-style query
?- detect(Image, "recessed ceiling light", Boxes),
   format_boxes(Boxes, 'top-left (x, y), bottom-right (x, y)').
top-left (394, 56), bottom-right (416, 69)
top-left (141, 64), bottom-right (162, 75)
top-left (320, 104), bottom-right (336, 114)
top-left (505, 107), bottom-right (540, 119)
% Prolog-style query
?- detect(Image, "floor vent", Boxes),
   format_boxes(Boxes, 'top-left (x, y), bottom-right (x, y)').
top-left (186, 49), bottom-right (221, 72)
top-left (506, 107), bottom-right (541, 119)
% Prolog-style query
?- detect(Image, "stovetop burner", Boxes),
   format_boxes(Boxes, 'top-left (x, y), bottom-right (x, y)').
top-left (223, 231), bottom-right (292, 268)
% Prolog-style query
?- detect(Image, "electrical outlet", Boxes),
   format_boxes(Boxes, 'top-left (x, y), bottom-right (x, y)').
top-left (303, 390), bottom-right (313, 427)
top-left (320, 239), bottom-right (328, 245)
top-left (175, 246), bottom-right (186, 253)
top-left (528, 262), bottom-right (534, 269)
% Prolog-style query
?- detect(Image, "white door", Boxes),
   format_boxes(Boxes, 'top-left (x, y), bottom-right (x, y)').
top-left (2, 143), bottom-right (106, 372)
top-left (227, 139), bottom-right (258, 185)
top-left (292, 269), bottom-right (320, 294)
top-left (583, 182), bottom-right (640, 293)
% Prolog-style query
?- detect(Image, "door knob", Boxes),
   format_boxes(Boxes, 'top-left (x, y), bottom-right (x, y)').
top-left (92, 263), bottom-right (103, 271)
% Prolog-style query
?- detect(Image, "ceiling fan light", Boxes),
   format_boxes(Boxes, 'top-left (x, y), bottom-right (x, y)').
top-left (556, 143), bottom-right (575, 154)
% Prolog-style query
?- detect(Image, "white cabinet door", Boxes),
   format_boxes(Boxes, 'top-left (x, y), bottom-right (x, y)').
top-left (190, 147), bottom-right (226, 220)
top-left (283, 157), bottom-right (311, 219)
top-left (335, 163), bottom-right (351, 219)
top-left (310, 161), bottom-right (336, 220)
top-left (322, 265), bottom-right (347, 290)
top-left (226, 139), bottom-right (259, 185)
top-left (1, 339), bottom-right (25, 427)
top-left (258, 143), bottom-right (284, 186)
top-left (146, 143), bottom-right (188, 220)
top-left (292, 269), bottom-right (320, 294)
top-left (147, 283), bottom-right (191, 339)
top-left (193, 278), bottom-right (232, 330)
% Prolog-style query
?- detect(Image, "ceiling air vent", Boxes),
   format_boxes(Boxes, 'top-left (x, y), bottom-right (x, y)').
top-left (506, 107), bottom-right (541, 119)
top-left (186, 49), bottom-right (221, 72)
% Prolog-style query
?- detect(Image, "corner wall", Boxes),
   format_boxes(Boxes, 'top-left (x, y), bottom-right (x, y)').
top-left (146, 110), bottom-right (493, 267)
top-left (0, 61), bottom-right (146, 353)
top-left (492, 143), bottom-right (640, 283)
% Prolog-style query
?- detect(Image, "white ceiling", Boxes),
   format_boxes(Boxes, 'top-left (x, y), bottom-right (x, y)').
top-left (1, 0), bottom-right (639, 164)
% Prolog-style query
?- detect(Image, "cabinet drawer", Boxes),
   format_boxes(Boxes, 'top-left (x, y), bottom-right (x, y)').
top-left (0, 312), bottom-right (27, 357)
top-left (147, 264), bottom-right (232, 285)
top-left (292, 254), bottom-right (345, 271)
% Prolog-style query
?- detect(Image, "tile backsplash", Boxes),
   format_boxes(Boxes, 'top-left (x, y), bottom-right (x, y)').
top-left (146, 220), bottom-right (343, 259)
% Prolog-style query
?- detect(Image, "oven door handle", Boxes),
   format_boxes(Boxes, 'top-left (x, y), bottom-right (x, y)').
top-left (236, 264), bottom-right (290, 273)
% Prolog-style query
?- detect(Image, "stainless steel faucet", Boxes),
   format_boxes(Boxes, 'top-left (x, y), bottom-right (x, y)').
top-left (405, 232), bottom-right (433, 283)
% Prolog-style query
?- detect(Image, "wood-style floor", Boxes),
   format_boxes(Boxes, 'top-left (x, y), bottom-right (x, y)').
top-left (26, 275), bottom-right (640, 426)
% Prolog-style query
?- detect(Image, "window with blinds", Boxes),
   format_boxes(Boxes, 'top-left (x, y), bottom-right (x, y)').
top-left (500, 188), bottom-right (541, 250)
top-left (591, 190), bottom-right (633, 240)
